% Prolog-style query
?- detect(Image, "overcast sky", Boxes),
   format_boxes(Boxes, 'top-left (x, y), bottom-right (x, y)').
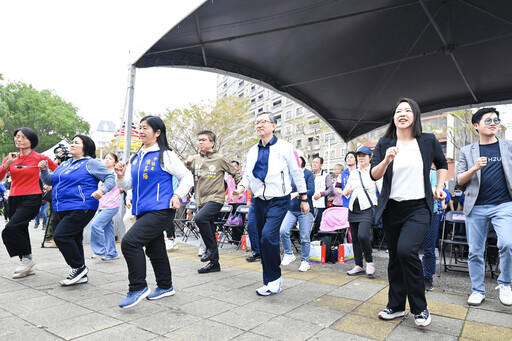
top-left (0, 0), bottom-right (217, 131)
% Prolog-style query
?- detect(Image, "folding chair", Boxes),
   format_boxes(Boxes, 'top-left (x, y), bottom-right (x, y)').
top-left (214, 204), bottom-right (233, 243)
top-left (219, 204), bottom-right (250, 249)
top-left (172, 203), bottom-right (189, 237)
top-left (438, 211), bottom-right (468, 277)
top-left (181, 201), bottom-right (199, 242)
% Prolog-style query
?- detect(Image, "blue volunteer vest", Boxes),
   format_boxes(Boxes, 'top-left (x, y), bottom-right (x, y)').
top-left (131, 150), bottom-right (174, 215)
top-left (53, 158), bottom-right (99, 212)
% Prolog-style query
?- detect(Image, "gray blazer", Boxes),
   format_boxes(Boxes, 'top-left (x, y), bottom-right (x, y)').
top-left (457, 139), bottom-right (512, 215)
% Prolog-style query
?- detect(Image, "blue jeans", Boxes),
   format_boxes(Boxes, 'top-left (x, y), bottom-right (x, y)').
top-left (466, 201), bottom-right (512, 294)
top-left (90, 207), bottom-right (119, 257)
top-left (423, 211), bottom-right (442, 281)
top-left (35, 201), bottom-right (48, 226)
top-left (246, 203), bottom-right (260, 255)
top-left (280, 211), bottom-right (314, 261)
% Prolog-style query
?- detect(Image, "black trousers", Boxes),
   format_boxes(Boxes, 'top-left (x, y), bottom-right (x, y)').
top-left (195, 201), bottom-right (223, 265)
top-left (349, 220), bottom-right (373, 266)
top-left (54, 209), bottom-right (96, 268)
top-left (2, 194), bottom-right (41, 258)
top-left (122, 209), bottom-right (175, 292)
top-left (383, 199), bottom-right (430, 315)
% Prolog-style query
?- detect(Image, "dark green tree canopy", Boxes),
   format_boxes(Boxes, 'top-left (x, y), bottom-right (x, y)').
top-left (0, 77), bottom-right (89, 157)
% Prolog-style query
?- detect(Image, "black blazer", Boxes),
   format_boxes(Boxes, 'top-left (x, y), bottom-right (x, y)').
top-left (370, 133), bottom-right (448, 221)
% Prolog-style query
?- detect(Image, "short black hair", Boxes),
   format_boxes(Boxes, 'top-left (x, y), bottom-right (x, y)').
top-left (472, 107), bottom-right (499, 125)
top-left (314, 156), bottom-right (324, 164)
top-left (73, 135), bottom-right (96, 158)
top-left (345, 151), bottom-right (358, 165)
top-left (383, 98), bottom-right (423, 139)
top-left (198, 130), bottom-right (216, 144)
top-left (14, 127), bottom-right (38, 149)
top-left (231, 160), bottom-right (240, 166)
top-left (299, 156), bottom-right (306, 168)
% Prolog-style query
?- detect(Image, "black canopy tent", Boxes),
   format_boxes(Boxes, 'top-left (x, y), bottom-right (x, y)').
top-left (125, 0), bottom-right (512, 152)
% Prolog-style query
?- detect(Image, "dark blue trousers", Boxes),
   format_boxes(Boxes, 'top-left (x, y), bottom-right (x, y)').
top-left (253, 195), bottom-right (290, 284)
top-left (246, 203), bottom-right (260, 255)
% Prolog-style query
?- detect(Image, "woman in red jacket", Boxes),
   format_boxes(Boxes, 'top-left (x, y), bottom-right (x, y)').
top-left (0, 127), bottom-right (57, 278)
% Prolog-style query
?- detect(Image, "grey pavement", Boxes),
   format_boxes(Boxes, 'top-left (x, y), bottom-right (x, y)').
top-left (0, 219), bottom-right (510, 340)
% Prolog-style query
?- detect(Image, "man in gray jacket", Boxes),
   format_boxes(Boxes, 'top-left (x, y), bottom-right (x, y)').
top-left (457, 107), bottom-right (512, 307)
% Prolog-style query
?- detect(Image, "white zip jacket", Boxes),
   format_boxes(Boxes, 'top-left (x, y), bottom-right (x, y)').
top-left (240, 138), bottom-right (307, 200)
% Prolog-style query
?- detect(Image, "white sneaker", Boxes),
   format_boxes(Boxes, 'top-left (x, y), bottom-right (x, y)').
top-left (496, 284), bottom-right (512, 306)
top-left (166, 239), bottom-right (178, 250)
top-left (14, 258), bottom-right (35, 274)
top-left (298, 261), bottom-right (310, 272)
top-left (467, 292), bottom-right (485, 306)
top-left (256, 277), bottom-right (282, 296)
top-left (281, 253), bottom-right (296, 266)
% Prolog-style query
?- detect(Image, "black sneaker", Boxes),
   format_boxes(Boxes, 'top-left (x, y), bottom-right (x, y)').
top-left (424, 278), bottom-right (433, 291)
top-left (378, 307), bottom-right (405, 320)
top-left (59, 265), bottom-right (88, 286)
top-left (246, 254), bottom-right (261, 263)
top-left (414, 307), bottom-right (431, 327)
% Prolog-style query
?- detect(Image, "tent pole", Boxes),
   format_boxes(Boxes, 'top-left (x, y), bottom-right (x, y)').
top-left (123, 64), bottom-right (136, 162)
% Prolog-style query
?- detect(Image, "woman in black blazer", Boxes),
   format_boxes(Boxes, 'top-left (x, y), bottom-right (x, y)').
top-left (370, 98), bottom-right (447, 328)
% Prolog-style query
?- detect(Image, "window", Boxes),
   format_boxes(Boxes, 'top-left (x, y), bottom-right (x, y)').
top-left (325, 133), bottom-right (335, 144)
top-left (238, 80), bottom-right (244, 88)
top-left (296, 139), bottom-right (302, 148)
top-left (285, 126), bottom-right (292, 136)
top-left (285, 110), bottom-right (292, 120)
top-left (238, 92), bottom-right (244, 98)
top-left (307, 137), bottom-right (313, 147)
top-left (295, 123), bottom-right (304, 134)
top-left (275, 114), bottom-right (282, 125)
top-left (272, 100), bottom-right (282, 110)
top-left (223, 83), bottom-right (227, 89)
top-left (258, 94), bottom-right (264, 101)
top-left (250, 85), bottom-right (256, 93)
top-left (250, 98), bottom-right (256, 105)
top-left (296, 107), bottom-right (303, 116)
top-left (258, 107), bottom-right (263, 113)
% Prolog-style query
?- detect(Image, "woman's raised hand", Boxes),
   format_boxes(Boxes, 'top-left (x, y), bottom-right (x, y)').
top-left (114, 161), bottom-right (127, 178)
top-left (38, 160), bottom-right (48, 171)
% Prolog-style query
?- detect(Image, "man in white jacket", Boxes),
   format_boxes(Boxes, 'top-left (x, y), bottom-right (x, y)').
top-left (232, 112), bottom-right (309, 296)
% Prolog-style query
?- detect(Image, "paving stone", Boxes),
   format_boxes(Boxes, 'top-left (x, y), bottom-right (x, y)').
top-left (165, 319), bottom-right (243, 341)
top-left (0, 287), bottom-right (46, 303)
top-left (232, 331), bottom-right (274, 340)
top-left (210, 306), bottom-right (277, 330)
top-left (427, 300), bottom-right (468, 320)
top-left (466, 308), bottom-right (512, 328)
top-left (205, 287), bottom-right (262, 306)
top-left (330, 279), bottom-right (387, 301)
top-left (309, 295), bottom-right (362, 312)
top-left (44, 312), bottom-right (122, 339)
top-left (250, 315), bottom-right (324, 340)
top-left (130, 308), bottom-right (201, 334)
top-left (386, 324), bottom-right (458, 341)
top-left (331, 314), bottom-right (397, 341)
top-left (283, 304), bottom-right (346, 327)
top-left (1, 294), bottom-right (68, 315)
top-left (309, 328), bottom-right (375, 340)
top-left (276, 281), bottom-right (338, 303)
top-left (244, 295), bottom-right (303, 315)
top-left (399, 314), bottom-right (464, 337)
top-left (75, 292), bottom-right (126, 311)
top-left (0, 277), bottom-right (27, 293)
top-left (178, 297), bottom-right (237, 318)
top-left (461, 321), bottom-right (512, 340)
top-left (19, 302), bottom-right (93, 326)
top-left (73, 323), bottom-right (158, 340)
top-left (0, 315), bottom-right (60, 341)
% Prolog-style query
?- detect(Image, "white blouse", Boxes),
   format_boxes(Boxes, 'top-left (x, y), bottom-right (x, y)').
top-left (344, 167), bottom-right (383, 211)
top-left (389, 139), bottom-right (425, 201)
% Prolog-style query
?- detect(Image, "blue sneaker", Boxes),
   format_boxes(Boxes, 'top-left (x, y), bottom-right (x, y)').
top-left (119, 286), bottom-right (151, 308)
top-left (147, 286), bottom-right (175, 300)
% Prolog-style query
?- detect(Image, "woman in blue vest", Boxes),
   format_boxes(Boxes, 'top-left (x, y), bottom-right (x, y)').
top-left (39, 135), bottom-right (115, 286)
top-left (115, 116), bottom-right (193, 309)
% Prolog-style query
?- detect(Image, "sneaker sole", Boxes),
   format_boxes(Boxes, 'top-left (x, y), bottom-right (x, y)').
top-left (347, 271), bottom-right (365, 276)
top-left (378, 312), bottom-right (405, 320)
top-left (14, 261), bottom-right (36, 274)
top-left (120, 288), bottom-right (151, 308)
top-left (13, 270), bottom-right (35, 279)
top-left (415, 315), bottom-right (432, 327)
top-left (147, 289), bottom-right (176, 300)
top-left (467, 298), bottom-right (485, 306)
top-left (60, 267), bottom-right (89, 286)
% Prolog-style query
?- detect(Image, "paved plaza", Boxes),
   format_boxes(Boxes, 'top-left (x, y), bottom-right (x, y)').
top-left (1, 221), bottom-right (511, 340)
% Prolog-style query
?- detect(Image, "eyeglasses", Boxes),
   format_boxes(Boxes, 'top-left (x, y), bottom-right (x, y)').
top-left (483, 118), bottom-right (501, 125)
top-left (14, 135), bottom-right (28, 141)
top-left (198, 138), bottom-right (210, 142)
top-left (255, 119), bottom-right (273, 126)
